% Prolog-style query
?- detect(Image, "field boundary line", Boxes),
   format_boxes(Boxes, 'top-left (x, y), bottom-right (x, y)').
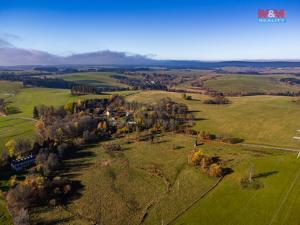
top-left (166, 176), bottom-right (224, 225)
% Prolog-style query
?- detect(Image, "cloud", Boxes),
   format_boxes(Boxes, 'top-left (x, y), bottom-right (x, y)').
top-left (0, 32), bottom-right (155, 66)
top-left (0, 38), bottom-right (13, 48)
top-left (0, 33), bottom-right (21, 42)
top-left (0, 32), bottom-right (22, 48)
top-left (64, 50), bottom-right (153, 65)
top-left (0, 47), bottom-right (61, 66)
top-left (0, 47), bottom-right (154, 66)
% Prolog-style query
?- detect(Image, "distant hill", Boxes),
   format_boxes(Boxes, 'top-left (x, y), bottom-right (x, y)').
top-left (1, 45), bottom-right (300, 68)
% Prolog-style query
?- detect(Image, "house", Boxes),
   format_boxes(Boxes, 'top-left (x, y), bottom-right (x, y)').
top-left (108, 117), bottom-right (117, 126)
top-left (104, 109), bottom-right (110, 117)
top-left (127, 121), bottom-right (137, 125)
top-left (11, 154), bottom-right (35, 171)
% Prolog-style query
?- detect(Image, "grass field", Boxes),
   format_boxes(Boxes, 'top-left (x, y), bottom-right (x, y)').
top-left (203, 75), bottom-right (300, 94)
top-left (29, 134), bottom-right (241, 225)
top-left (30, 133), bottom-right (300, 225)
top-left (0, 81), bottom-right (23, 99)
top-left (0, 86), bottom-right (105, 225)
top-left (0, 87), bottom-right (136, 151)
top-left (127, 91), bottom-right (300, 148)
top-left (60, 72), bottom-right (130, 88)
top-left (0, 87), bottom-right (104, 151)
top-left (1, 82), bottom-right (300, 225)
top-left (174, 151), bottom-right (300, 225)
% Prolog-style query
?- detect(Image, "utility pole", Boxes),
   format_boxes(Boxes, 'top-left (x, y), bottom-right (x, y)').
top-left (249, 164), bottom-right (255, 183)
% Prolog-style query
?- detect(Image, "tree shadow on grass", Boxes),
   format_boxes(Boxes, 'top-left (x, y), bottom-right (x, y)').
top-left (253, 171), bottom-right (279, 179)
top-left (121, 147), bottom-right (131, 151)
top-left (53, 148), bottom-right (97, 205)
top-left (35, 216), bottom-right (75, 225)
top-left (156, 139), bottom-right (170, 144)
top-left (189, 99), bottom-right (202, 102)
top-left (61, 148), bottom-right (95, 175)
top-left (173, 146), bottom-right (184, 150)
top-left (6, 106), bottom-right (22, 114)
top-left (194, 117), bottom-right (207, 121)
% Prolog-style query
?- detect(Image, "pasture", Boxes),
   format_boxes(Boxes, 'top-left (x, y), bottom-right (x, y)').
top-left (28, 134), bottom-right (241, 225)
top-left (0, 86), bottom-right (136, 151)
top-left (174, 152), bottom-right (300, 225)
top-left (1, 82), bottom-right (300, 225)
top-left (0, 87), bottom-right (104, 151)
top-left (60, 72), bottom-right (130, 88)
top-left (30, 133), bottom-right (300, 225)
top-left (127, 91), bottom-right (300, 148)
top-left (0, 81), bottom-right (22, 99)
top-left (203, 74), bottom-right (300, 94)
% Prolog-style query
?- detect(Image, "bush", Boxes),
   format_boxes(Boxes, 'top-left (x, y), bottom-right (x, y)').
top-left (182, 93), bottom-right (192, 100)
top-left (103, 143), bottom-right (122, 151)
top-left (190, 150), bottom-right (204, 166)
top-left (6, 175), bottom-right (72, 214)
top-left (200, 156), bottom-right (213, 170)
top-left (203, 96), bottom-right (230, 104)
top-left (221, 137), bottom-right (244, 144)
top-left (117, 126), bottom-right (129, 134)
top-left (199, 131), bottom-right (216, 141)
top-left (208, 163), bottom-right (223, 177)
top-left (240, 176), bottom-right (264, 190)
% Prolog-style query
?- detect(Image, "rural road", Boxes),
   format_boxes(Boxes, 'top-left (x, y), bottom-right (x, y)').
top-left (239, 143), bottom-right (300, 153)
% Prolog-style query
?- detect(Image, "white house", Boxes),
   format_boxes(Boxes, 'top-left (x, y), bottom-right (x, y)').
top-left (104, 110), bottom-right (110, 117)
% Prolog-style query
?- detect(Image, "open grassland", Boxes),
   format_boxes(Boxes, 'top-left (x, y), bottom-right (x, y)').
top-left (0, 81), bottom-right (23, 99)
top-left (0, 87), bottom-right (135, 150)
top-left (5, 87), bottom-right (106, 117)
top-left (60, 72), bottom-right (130, 88)
top-left (0, 87), bottom-right (103, 150)
top-left (1, 83), bottom-right (300, 225)
top-left (127, 91), bottom-right (300, 148)
top-left (29, 134), bottom-right (234, 225)
top-left (0, 86), bottom-right (135, 225)
top-left (203, 75), bottom-right (300, 94)
top-left (174, 151), bottom-right (300, 225)
top-left (30, 133), bottom-right (300, 225)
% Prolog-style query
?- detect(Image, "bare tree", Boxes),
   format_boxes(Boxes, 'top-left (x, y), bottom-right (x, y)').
top-left (13, 208), bottom-right (30, 225)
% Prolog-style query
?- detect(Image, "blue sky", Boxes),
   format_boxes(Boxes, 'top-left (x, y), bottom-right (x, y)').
top-left (0, 0), bottom-right (299, 60)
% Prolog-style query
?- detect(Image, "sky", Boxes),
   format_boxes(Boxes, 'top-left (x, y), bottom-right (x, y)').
top-left (0, 0), bottom-right (300, 60)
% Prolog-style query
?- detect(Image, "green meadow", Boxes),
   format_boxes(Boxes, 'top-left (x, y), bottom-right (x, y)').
top-left (1, 82), bottom-right (300, 225)
top-left (0, 81), bottom-right (23, 99)
top-left (127, 91), bottom-right (300, 148)
top-left (0, 81), bottom-right (136, 151)
top-left (203, 74), bottom-right (300, 94)
top-left (0, 87), bottom-right (104, 151)
top-left (174, 151), bottom-right (300, 225)
top-left (60, 72), bottom-right (130, 88)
